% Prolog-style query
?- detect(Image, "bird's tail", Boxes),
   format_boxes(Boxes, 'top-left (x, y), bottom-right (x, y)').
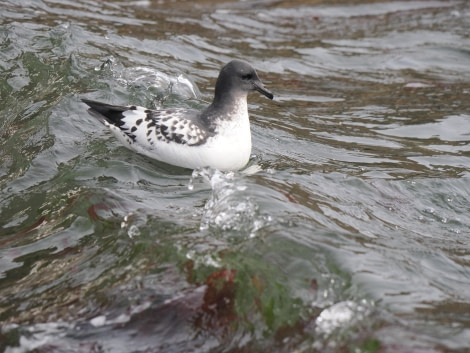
top-left (81, 99), bottom-right (128, 126)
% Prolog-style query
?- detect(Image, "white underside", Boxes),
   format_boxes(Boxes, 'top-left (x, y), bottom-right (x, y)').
top-left (106, 101), bottom-right (252, 171)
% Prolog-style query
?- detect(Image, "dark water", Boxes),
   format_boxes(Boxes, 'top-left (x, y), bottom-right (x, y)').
top-left (1, 0), bottom-right (470, 352)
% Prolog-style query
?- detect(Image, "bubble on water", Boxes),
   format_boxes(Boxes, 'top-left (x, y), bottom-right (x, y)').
top-left (314, 299), bottom-right (375, 346)
top-left (316, 301), bottom-right (356, 336)
top-left (186, 249), bottom-right (195, 260)
top-left (127, 225), bottom-right (140, 238)
top-left (119, 213), bottom-right (141, 238)
top-left (90, 315), bottom-right (106, 327)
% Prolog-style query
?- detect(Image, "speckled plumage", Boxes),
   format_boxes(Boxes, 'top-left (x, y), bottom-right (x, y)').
top-left (82, 60), bottom-right (273, 171)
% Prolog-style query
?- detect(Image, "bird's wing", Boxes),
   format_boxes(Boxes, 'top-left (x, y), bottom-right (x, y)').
top-left (83, 99), bottom-right (211, 146)
top-left (136, 109), bottom-right (211, 146)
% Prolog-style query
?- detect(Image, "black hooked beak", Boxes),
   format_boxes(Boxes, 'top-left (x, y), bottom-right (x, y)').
top-left (252, 80), bottom-right (274, 100)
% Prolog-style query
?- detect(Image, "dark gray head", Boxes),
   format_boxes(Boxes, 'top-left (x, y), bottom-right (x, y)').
top-left (213, 60), bottom-right (274, 104)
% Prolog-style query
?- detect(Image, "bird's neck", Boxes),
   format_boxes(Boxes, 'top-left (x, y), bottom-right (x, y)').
top-left (202, 92), bottom-right (248, 127)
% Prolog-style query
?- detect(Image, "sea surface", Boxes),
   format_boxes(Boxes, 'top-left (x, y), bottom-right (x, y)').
top-left (1, 0), bottom-right (470, 352)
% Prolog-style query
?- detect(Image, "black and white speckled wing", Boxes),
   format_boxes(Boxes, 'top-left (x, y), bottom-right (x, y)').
top-left (83, 100), bottom-right (211, 148)
top-left (134, 109), bottom-right (211, 147)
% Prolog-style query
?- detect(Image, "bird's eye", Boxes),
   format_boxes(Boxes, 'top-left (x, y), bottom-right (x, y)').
top-left (241, 73), bottom-right (253, 80)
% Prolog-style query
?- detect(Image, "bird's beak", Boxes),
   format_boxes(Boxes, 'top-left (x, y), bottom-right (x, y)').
top-left (252, 80), bottom-right (274, 100)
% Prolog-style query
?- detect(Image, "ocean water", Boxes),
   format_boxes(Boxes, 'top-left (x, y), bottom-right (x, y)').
top-left (1, 1), bottom-right (470, 352)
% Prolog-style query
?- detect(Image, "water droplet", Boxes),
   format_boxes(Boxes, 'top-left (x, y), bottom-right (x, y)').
top-left (128, 225), bottom-right (140, 238)
top-left (90, 315), bottom-right (106, 327)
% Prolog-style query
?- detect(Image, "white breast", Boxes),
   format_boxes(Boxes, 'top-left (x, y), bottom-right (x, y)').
top-left (199, 102), bottom-right (252, 170)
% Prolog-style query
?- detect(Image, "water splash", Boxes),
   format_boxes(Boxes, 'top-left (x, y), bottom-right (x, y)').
top-left (94, 56), bottom-right (200, 107)
top-left (313, 299), bottom-right (377, 351)
top-left (189, 168), bottom-right (272, 238)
